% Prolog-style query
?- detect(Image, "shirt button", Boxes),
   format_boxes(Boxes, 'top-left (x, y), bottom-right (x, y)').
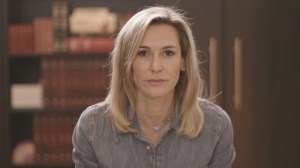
top-left (146, 145), bottom-right (151, 150)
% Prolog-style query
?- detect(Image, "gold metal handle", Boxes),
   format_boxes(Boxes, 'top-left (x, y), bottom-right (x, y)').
top-left (233, 37), bottom-right (242, 111)
top-left (208, 37), bottom-right (219, 103)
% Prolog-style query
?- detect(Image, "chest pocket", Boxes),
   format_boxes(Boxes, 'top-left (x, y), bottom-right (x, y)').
top-left (95, 135), bottom-right (142, 168)
top-left (167, 132), bottom-right (216, 168)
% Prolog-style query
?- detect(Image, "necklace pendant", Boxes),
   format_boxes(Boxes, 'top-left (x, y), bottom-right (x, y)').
top-left (152, 125), bottom-right (161, 132)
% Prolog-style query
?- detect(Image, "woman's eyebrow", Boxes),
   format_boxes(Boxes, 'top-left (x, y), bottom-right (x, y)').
top-left (138, 45), bottom-right (177, 49)
top-left (138, 45), bottom-right (150, 49)
top-left (162, 46), bottom-right (177, 49)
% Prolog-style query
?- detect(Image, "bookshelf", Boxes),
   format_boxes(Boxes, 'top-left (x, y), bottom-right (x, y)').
top-left (1, 0), bottom-right (153, 168)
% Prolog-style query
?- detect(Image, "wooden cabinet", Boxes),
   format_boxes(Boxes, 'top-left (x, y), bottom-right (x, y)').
top-left (223, 1), bottom-right (274, 167)
top-left (223, 0), bottom-right (300, 168)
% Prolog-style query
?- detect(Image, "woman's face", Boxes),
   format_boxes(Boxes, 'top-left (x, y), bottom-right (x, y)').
top-left (132, 24), bottom-right (184, 100)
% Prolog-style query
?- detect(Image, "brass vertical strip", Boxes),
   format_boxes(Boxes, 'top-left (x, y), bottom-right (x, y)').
top-left (234, 37), bottom-right (242, 111)
top-left (209, 37), bottom-right (219, 103)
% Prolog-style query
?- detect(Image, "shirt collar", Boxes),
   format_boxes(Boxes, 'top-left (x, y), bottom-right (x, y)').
top-left (127, 103), bottom-right (181, 131)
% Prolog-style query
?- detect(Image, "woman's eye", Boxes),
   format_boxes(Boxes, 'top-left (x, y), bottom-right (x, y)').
top-left (137, 50), bottom-right (148, 57)
top-left (163, 50), bottom-right (175, 56)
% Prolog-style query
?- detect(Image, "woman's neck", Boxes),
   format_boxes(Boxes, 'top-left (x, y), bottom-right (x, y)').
top-left (134, 95), bottom-right (174, 148)
top-left (135, 96), bottom-right (174, 127)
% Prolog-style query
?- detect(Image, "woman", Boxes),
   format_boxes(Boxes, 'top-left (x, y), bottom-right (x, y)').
top-left (72, 6), bottom-right (235, 168)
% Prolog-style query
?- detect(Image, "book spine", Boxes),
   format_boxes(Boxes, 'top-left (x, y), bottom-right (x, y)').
top-left (33, 17), bottom-right (53, 54)
top-left (52, 0), bottom-right (68, 53)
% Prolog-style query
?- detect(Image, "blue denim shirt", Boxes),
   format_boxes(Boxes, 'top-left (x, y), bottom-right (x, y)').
top-left (72, 99), bottom-right (235, 168)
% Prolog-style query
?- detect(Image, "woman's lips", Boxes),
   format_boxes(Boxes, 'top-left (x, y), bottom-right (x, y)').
top-left (146, 79), bottom-right (166, 85)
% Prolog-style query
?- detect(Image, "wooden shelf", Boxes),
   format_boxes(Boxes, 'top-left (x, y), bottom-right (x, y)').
top-left (9, 108), bottom-right (84, 114)
top-left (11, 164), bottom-right (74, 168)
top-left (9, 52), bottom-right (110, 59)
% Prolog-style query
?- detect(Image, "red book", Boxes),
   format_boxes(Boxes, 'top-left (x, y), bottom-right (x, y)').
top-left (33, 17), bottom-right (53, 53)
top-left (9, 24), bottom-right (34, 54)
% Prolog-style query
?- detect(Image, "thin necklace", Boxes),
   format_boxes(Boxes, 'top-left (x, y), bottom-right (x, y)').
top-left (152, 117), bottom-right (171, 132)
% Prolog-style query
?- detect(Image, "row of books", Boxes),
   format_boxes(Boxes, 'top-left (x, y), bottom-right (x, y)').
top-left (8, 22), bottom-right (115, 54)
top-left (8, 1), bottom-right (132, 54)
top-left (33, 112), bottom-right (78, 164)
top-left (8, 0), bottom-right (68, 54)
top-left (41, 57), bottom-right (110, 109)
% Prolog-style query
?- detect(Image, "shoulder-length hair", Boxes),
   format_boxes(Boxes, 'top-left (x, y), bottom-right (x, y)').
top-left (104, 6), bottom-right (205, 138)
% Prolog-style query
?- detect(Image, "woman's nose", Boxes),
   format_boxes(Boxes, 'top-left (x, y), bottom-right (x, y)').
top-left (150, 55), bottom-right (163, 73)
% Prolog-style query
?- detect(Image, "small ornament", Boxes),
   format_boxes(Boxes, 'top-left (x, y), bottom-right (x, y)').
top-left (152, 125), bottom-right (161, 132)
top-left (151, 117), bottom-right (170, 132)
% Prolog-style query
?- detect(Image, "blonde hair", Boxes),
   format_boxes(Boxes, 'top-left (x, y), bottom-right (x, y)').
top-left (104, 6), bottom-right (204, 138)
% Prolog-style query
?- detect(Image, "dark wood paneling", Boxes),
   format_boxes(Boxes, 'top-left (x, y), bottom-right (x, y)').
top-left (268, 4), bottom-right (300, 167)
top-left (0, 0), bottom-right (10, 167)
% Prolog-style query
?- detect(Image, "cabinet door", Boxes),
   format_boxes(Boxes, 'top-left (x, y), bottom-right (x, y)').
top-left (266, 2), bottom-right (300, 168)
top-left (224, 0), bottom-right (300, 168)
top-left (223, 1), bottom-right (270, 167)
